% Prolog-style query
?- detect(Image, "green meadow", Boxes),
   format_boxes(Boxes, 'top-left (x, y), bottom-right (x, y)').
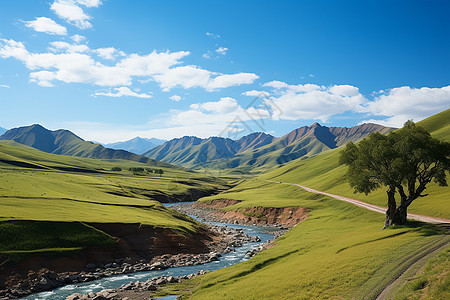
top-left (0, 141), bottom-right (229, 259)
top-left (164, 178), bottom-right (448, 299)
top-left (155, 110), bottom-right (450, 299)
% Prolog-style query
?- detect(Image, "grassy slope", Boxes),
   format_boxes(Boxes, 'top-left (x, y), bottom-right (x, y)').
top-left (168, 109), bottom-right (450, 299)
top-left (0, 141), bottom-right (229, 256)
top-left (257, 108), bottom-right (450, 219)
top-left (171, 180), bottom-right (448, 299)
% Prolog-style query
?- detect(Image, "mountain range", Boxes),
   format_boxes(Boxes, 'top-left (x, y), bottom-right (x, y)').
top-left (0, 122), bottom-right (395, 171)
top-left (0, 124), bottom-right (173, 167)
top-left (105, 137), bottom-right (166, 154)
top-left (0, 127), bottom-right (7, 135)
top-left (144, 123), bottom-right (395, 170)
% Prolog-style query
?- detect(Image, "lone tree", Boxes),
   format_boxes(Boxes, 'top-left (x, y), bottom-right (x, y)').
top-left (339, 121), bottom-right (450, 228)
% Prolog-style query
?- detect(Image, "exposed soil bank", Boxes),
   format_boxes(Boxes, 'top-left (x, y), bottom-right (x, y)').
top-left (177, 198), bottom-right (308, 228)
top-left (0, 222), bottom-right (254, 299)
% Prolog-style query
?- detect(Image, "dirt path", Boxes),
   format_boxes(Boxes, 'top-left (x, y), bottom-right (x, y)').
top-left (268, 180), bottom-right (449, 299)
top-left (375, 238), bottom-right (449, 300)
top-left (268, 181), bottom-right (450, 224)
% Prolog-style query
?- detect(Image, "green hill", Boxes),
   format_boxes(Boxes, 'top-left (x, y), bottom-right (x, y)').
top-left (0, 124), bottom-right (169, 165)
top-left (145, 123), bottom-right (394, 171)
top-left (0, 141), bottom-right (230, 264)
top-left (257, 108), bottom-right (450, 218)
top-left (166, 109), bottom-right (449, 299)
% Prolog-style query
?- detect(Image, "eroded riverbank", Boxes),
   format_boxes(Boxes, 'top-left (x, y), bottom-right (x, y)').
top-left (8, 203), bottom-right (277, 300)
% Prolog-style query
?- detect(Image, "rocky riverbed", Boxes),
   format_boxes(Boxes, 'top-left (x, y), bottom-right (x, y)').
top-left (66, 203), bottom-right (290, 300)
top-left (171, 202), bottom-right (290, 238)
top-left (0, 225), bottom-right (259, 300)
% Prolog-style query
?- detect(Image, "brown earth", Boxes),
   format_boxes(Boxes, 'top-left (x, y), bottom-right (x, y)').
top-left (0, 223), bottom-right (219, 297)
top-left (193, 199), bottom-right (308, 227)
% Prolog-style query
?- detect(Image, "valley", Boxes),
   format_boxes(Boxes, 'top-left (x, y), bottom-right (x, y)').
top-left (0, 109), bottom-right (448, 299)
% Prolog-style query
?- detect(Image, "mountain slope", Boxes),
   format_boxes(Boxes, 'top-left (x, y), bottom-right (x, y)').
top-left (144, 132), bottom-right (277, 169)
top-left (0, 127), bottom-right (7, 135)
top-left (146, 122), bottom-right (394, 170)
top-left (0, 124), bottom-right (172, 166)
top-left (105, 137), bottom-right (165, 154)
top-left (259, 108), bottom-right (450, 218)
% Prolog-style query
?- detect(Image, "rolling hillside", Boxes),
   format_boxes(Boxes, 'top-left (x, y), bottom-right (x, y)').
top-left (144, 133), bottom-right (276, 169)
top-left (170, 109), bottom-right (449, 299)
top-left (0, 124), bottom-right (169, 165)
top-left (145, 122), bottom-right (394, 171)
top-left (105, 137), bottom-right (166, 154)
top-left (259, 108), bottom-right (450, 218)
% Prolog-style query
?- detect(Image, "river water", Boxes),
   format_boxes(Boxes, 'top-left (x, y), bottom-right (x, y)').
top-left (21, 202), bottom-right (276, 300)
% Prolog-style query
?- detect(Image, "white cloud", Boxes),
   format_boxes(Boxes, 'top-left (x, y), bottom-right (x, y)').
top-left (206, 32), bottom-right (220, 38)
top-left (24, 17), bottom-right (67, 35)
top-left (199, 97), bottom-right (239, 114)
top-left (169, 95), bottom-right (181, 102)
top-left (76, 0), bottom-right (102, 7)
top-left (169, 97), bottom-right (271, 131)
top-left (216, 47), bottom-right (228, 55)
top-left (153, 65), bottom-right (259, 91)
top-left (0, 84), bottom-right (10, 88)
top-left (360, 85), bottom-right (450, 127)
top-left (49, 41), bottom-right (89, 53)
top-left (94, 87), bottom-right (152, 98)
top-left (202, 51), bottom-right (212, 59)
top-left (207, 73), bottom-right (259, 90)
top-left (71, 34), bottom-right (85, 43)
top-left (51, 0), bottom-right (93, 29)
top-left (95, 47), bottom-right (126, 60)
top-left (0, 38), bottom-right (257, 91)
top-left (264, 80), bottom-right (366, 122)
top-left (263, 80), bottom-right (289, 89)
top-left (242, 90), bottom-right (270, 97)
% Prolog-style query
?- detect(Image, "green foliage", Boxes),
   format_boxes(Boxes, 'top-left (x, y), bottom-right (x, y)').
top-left (339, 121), bottom-right (450, 225)
top-left (0, 221), bottom-right (114, 252)
top-left (176, 178), bottom-right (447, 299)
top-left (340, 122), bottom-right (450, 195)
top-left (111, 166), bottom-right (122, 171)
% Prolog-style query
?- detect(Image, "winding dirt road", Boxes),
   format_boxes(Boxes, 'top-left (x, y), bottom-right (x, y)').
top-left (269, 180), bottom-right (449, 299)
top-left (269, 181), bottom-right (450, 224)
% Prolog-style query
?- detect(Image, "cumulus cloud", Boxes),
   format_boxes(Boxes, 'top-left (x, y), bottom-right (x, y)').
top-left (0, 38), bottom-right (256, 91)
top-left (215, 47), bottom-right (228, 55)
top-left (94, 86), bottom-right (152, 98)
top-left (242, 90), bottom-right (270, 97)
top-left (264, 80), bottom-right (366, 122)
top-left (95, 47), bottom-right (126, 60)
top-left (24, 17), bottom-right (67, 35)
top-left (360, 85), bottom-right (450, 127)
top-left (169, 95), bottom-right (181, 101)
top-left (76, 0), bottom-right (102, 7)
top-left (49, 41), bottom-right (89, 53)
top-left (153, 65), bottom-right (258, 91)
top-left (169, 97), bottom-right (271, 135)
top-left (50, 0), bottom-right (99, 29)
top-left (71, 34), bottom-right (85, 43)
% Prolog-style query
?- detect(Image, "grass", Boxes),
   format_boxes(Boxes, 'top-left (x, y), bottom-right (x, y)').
top-left (0, 141), bottom-right (232, 260)
top-left (0, 221), bottom-right (115, 262)
top-left (171, 110), bottom-right (450, 299)
top-left (393, 246), bottom-right (450, 300)
top-left (163, 179), bottom-right (449, 299)
top-left (254, 109), bottom-right (450, 219)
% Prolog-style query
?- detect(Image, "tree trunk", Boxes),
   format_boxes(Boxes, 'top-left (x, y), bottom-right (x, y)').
top-left (383, 187), bottom-right (397, 229)
top-left (393, 206), bottom-right (408, 225)
top-left (383, 187), bottom-right (409, 228)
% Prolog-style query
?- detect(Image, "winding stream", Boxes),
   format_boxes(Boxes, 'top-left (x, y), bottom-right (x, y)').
top-left (21, 202), bottom-right (276, 300)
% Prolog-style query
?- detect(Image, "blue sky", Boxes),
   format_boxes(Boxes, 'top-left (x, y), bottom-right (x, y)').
top-left (0, 0), bottom-right (449, 143)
